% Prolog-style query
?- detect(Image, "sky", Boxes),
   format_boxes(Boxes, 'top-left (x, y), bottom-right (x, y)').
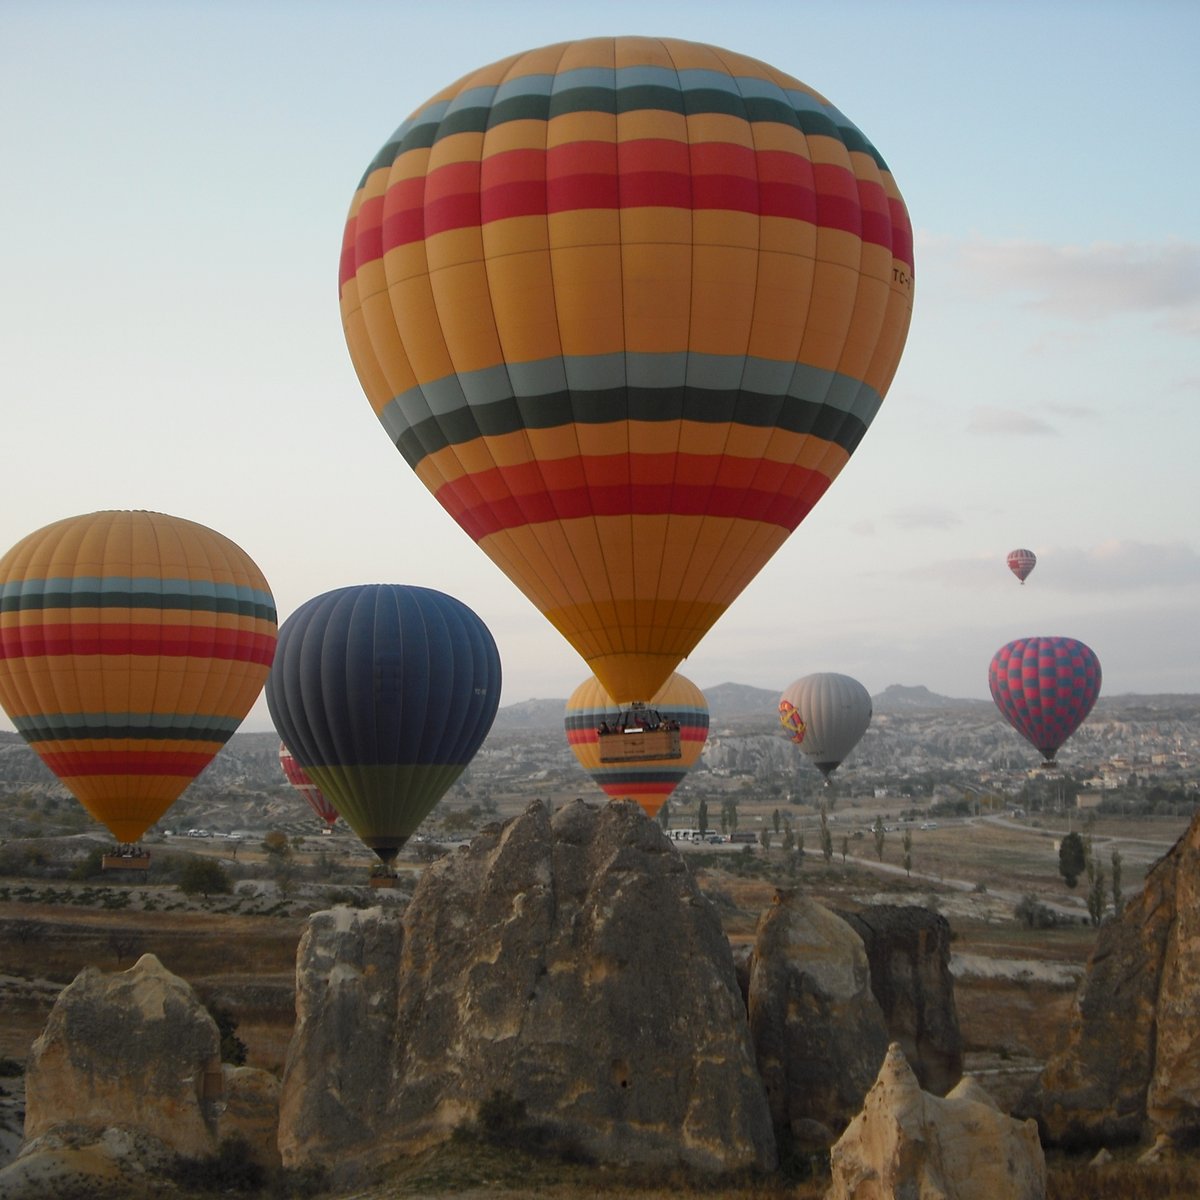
top-left (2, 0), bottom-right (1198, 733)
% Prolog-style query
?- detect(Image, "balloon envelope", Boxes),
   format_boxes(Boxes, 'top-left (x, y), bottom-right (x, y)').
top-left (564, 672), bottom-right (708, 818)
top-left (340, 36), bottom-right (915, 705)
top-left (1006, 549), bottom-right (1036, 584)
top-left (778, 672), bottom-right (872, 778)
top-left (0, 510), bottom-right (277, 843)
top-left (279, 742), bottom-right (339, 830)
top-left (265, 584), bottom-right (501, 863)
top-left (989, 636), bottom-right (1101, 763)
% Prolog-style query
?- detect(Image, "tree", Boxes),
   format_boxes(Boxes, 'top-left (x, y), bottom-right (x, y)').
top-left (820, 804), bottom-right (834, 866)
top-left (873, 815), bottom-right (886, 863)
top-left (697, 799), bottom-right (708, 835)
top-left (1058, 832), bottom-right (1086, 889)
top-left (262, 830), bottom-right (290, 859)
top-left (723, 800), bottom-right (739, 834)
top-left (772, 808), bottom-right (781, 835)
top-left (840, 835), bottom-right (849, 865)
top-left (179, 858), bottom-right (231, 900)
top-left (1087, 861), bottom-right (1107, 926)
top-left (658, 801), bottom-right (670, 832)
top-left (759, 829), bottom-right (771, 852)
top-left (781, 825), bottom-right (795, 854)
top-left (902, 827), bottom-right (913, 878)
top-left (1111, 846), bottom-right (1123, 914)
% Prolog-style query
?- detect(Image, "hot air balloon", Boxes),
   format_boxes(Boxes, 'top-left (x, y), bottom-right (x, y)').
top-left (564, 672), bottom-right (708, 818)
top-left (265, 584), bottom-right (500, 877)
top-left (988, 636), bottom-right (1101, 767)
top-left (1007, 549), bottom-right (1036, 585)
top-left (0, 510), bottom-right (277, 866)
top-left (778, 672), bottom-right (872, 781)
top-left (339, 37), bottom-right (914, 707)
top-left (279, 742), bottom-right (339, 833)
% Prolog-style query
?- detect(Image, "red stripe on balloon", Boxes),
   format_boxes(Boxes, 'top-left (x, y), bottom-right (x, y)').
top-left (435, 456), bottom-right (831, 540)
top-left (0, 625), bottom-right (276, 664)
top-left (341, 142), bottom-right (905, 289)
top-left (40, 749), bottom-right (216, 777)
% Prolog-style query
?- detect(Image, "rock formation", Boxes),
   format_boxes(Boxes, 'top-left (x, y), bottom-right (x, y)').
top-left (828, 1042), bottom-right (1046, 1200)
top-left (1037, 812), bottom-right (1200, 1147)
top-left (23, 953), bottom-right (226, 1156)
top-left (839, 904), bottom-right (963, 1095)
top-left (4, 953), bottom-right (278, 1197)
top-left (279, 799), bottom-right (775, 1180)
top-left (746, 890), bottom-right (890, 1143)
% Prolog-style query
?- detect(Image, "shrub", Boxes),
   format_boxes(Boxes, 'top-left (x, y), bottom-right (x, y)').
top-left (1015, 893), bottom-right (1058, 930)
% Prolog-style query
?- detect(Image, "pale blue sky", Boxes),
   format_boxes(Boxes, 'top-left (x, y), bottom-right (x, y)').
top-left (2, 1), bottom-right (1198, 730)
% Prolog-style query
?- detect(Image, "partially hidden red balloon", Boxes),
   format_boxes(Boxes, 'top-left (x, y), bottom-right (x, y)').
top-left (988, 636), bottom-right (1101, 764)
top-left (279, 742), bottom-right (339, 830)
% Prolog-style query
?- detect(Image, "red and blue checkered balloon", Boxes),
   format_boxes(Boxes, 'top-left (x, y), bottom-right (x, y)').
top-left (988, 636), bottom-right (1101, 763)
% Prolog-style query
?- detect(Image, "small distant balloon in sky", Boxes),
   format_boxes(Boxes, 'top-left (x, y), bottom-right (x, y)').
top-left (1006, 548), bottom-right (1037, 585)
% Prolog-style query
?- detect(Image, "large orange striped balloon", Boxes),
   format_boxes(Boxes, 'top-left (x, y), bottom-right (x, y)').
top-left (564, 672), bottom-right (708, 818)
top-left (0, 511), bottom-right (277, 844)
top-left (340, 37), bottom-right (914, 704)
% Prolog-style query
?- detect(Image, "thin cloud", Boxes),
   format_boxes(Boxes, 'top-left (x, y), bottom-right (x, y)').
top-left (1044, 540), bottom-right (1200, 591)
top-left (967, 406), bottom-right (1058, 435)
top-left (956, 238), bottom-right (1200, 331)
top-left (889, 506), bottom-right (961, 531)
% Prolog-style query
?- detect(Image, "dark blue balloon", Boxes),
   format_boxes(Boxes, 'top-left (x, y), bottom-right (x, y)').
top-left (266, 585), bottom-right (501, 862)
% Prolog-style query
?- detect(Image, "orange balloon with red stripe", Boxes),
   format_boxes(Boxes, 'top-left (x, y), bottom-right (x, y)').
top-left (0, 511), bottom-right (277, 844)
top-left (564, 672), bottom-right (708, 818)
top-left (340, 37), bottom-right (914, 704)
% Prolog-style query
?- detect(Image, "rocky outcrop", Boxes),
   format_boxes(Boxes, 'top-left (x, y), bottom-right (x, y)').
top-left (829, 1042), bottom-right (1046, 1200)
top-left (23, 954), bottom-right (225, 1157)
top-left (839, 904), bottom-right (963, 1095)
top-left (1037, 813), bottom-right (1200, 1147)
top-left (746, 891), bottom-right (890, 1142)
top-left (279, 799), bottom-right (775, 1180)
top-left (8, 953), bottom-right (279, 1195)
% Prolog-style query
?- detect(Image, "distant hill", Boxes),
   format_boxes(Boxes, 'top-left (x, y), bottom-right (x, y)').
top-left (490, 698), bottom-right (566, 733)
top-left (872, 685), bottom-right (990, 712)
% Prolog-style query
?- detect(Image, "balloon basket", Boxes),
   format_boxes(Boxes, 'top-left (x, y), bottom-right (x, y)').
top-left (597, 709), bottom-right (682, 764)
top-left (369, 872), bottom-right (398, 889)
top-left (102, 850), bottom-right (151, 872)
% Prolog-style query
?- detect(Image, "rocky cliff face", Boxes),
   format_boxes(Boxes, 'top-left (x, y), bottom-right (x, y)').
top-left (1037, 809), bottom-right (1200, 1147)
top-left (279, 799), bottom-right (776, 1181)
top-left (839, 904), bottom-right (963, 1096)
top-left (746, 891), bottom-right (890, 1143)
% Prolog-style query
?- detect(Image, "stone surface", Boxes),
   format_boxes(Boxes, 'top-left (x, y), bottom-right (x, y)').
top-left (279, 799), bottom-right (775, 1179)
top-left (828, 1042), bottom-right (1046, 1200)
top-left (23, 953), bottom-right (224, 1157)
top-left (1036, 811), bottom-right (1200, 1147)
top-left (222, 1064), bottom-right (281, 1169)
top-left (746, 890), bottom-right (890, 1140)
top-left (839, 904), bottom-right (963, 1095)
